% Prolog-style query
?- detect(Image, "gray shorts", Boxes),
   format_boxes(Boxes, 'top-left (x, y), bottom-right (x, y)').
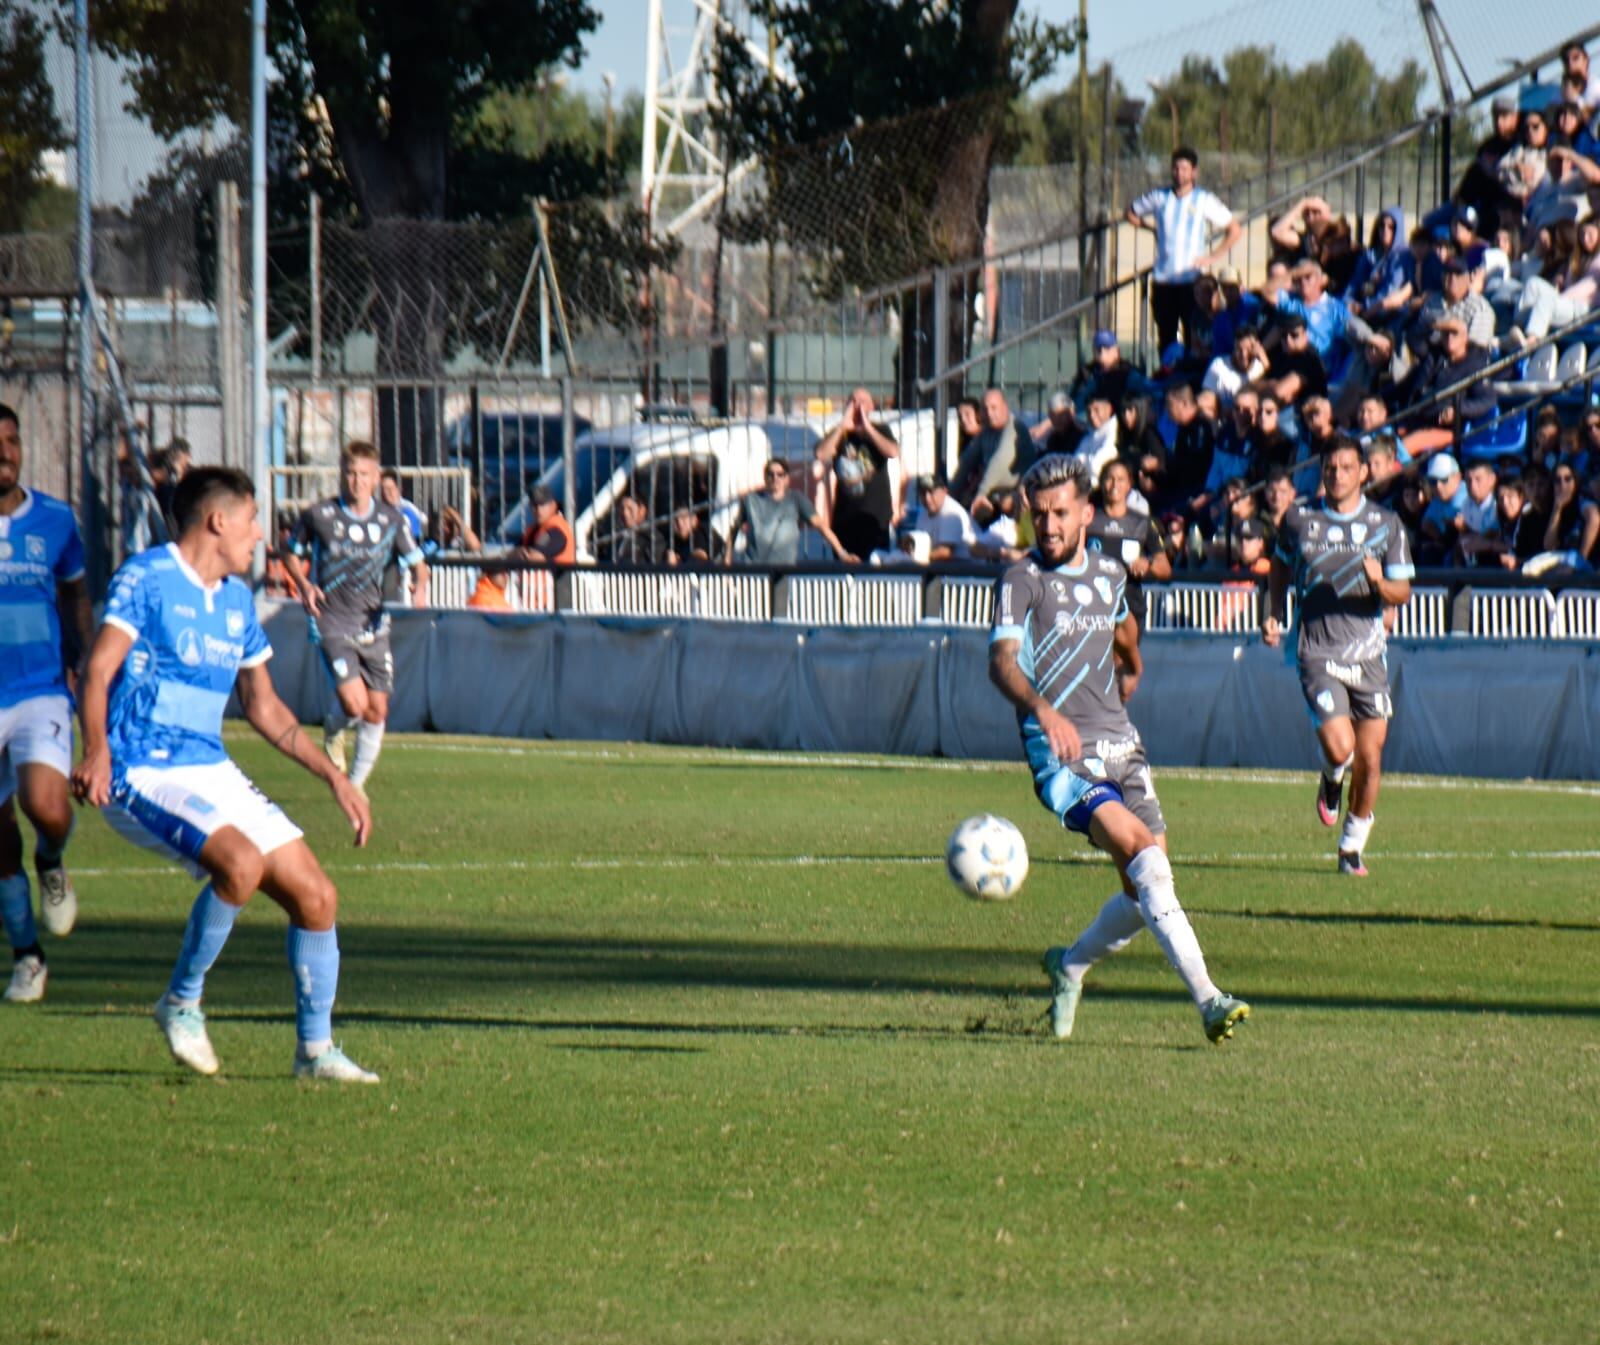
top-left (315, 617), bottom-right (395, 694)
top-left (1299, 655), bottom-right (1392, 725)
top-left (1027, 729), bottom-right (1166, 839)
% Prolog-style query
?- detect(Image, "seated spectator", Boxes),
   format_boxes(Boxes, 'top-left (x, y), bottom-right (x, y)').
top-left (664, 507), bottom-right (720, 566)
top-left (1489, 474), bottom-right (1549, 570)
top-left (1346, 207), bottom-right (1415, 319)
top-left (1202, 326), bottom-right (1267, 410)
top-left (1224, 515), bottom-right (1271, 577)
top-left (1030, 390), bottom-right (1080, 457)
top-left (1318, 213), bottom-right (1360, 295)
top-left (1407, 257), bottom-right (1496, 353)
top-left (1253, 393), bottom-right (1296, 475)
top-left (951, 386), bottom-right (1032, 510)
top-left (1394, 315), bottom-right (1496, 460)
top-left (380, 468), bottom-right (428, 546)
top-left (1364, 436), bottom-right (1406, 510)
top-left (955, 397), bottom-right (983, 457)
top-left (1296, 395), bottom-right (1341, 490)
top-left (1554, 90), bottom-right (1600, 159)
top-left (1573, 408), bottom-right (1600, 478)
top-left (1270, 195), bottom-right (1333, 266)
top-left (1460, 457), bottom-right (1501, 537)
top-left (1163, 383), bottom-right (1215, 510)
top-left (971, 488), bottom-right (1026, 563)
top-left (1418, 452), bottom-right (1470, 564)
top-left (1074, 393), bottom-right (1120, 481)
top-left (732, 460), bottom-right (854, 565)
top-left (1543, 461), bottom-right (1600, 566)
top-left (1195, 388), bottom-right (1260, 520)
top-left (1563, 40), bottom-right (1600, 115)
top-left (438, 503), bottom-right (483, 553)
top-left (906, 475), bottom-right (975, 561)
top-left (466, 565), bottom-right (514, 610)
top-left (518, 485), bottom-right (577, 566)
top-left (815, 387), bottom-right (900, 560)
top-left (1261, 466), bottom-right (1298, 541)
top-left (1498, 109), bottom-right (1551, 212)
top-left (1509, 217), bottom-right (1600, 344)
top-left (1395, 474), bottom-right (1429, 539)
top-left (1070, 329), bottom-right (1138, 414)
top-left (1208, 265), bottom-right (1263, 355)
top-left (609, 493), bottom-right (663, 566)
top-left (1135, 453), bottom-right (1173, 517)
top-left (1118, 394), bottom-right (1167, 470)
top-left (1265, 313), bottom-right (1329, 406)
top-left (1528, 406), bottom-right (1564, 471)
top-left (1526, 140), bottom-right (1600, 234)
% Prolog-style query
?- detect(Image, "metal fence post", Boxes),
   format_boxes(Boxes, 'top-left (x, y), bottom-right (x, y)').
top-left (932, 266), bottom-right (950, 472)
top-left (560, 372), bottom-right (577, 526)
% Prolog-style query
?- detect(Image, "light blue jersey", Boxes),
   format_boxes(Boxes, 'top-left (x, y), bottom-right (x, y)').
top-left (102, 544), bottom-right (271, 769)
top-left (0, 488), bottom-right (86, 709)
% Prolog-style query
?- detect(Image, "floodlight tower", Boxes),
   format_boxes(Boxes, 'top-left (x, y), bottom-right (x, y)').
top-left (640, 0), bottom-right (791, 239)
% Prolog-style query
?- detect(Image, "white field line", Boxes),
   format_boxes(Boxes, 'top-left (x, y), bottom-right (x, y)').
top-left (378, 738), bottom-right (1600, 799)
top-left (68, 848), bottom-right (1600, 880)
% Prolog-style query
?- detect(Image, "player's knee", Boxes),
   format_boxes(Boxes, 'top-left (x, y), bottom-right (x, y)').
top-left (23, 794), bottom-right (72, 842)
top-left (296, 873), bottom-right (339, 931)
top-left (210, 845), bottom-right (265, 903)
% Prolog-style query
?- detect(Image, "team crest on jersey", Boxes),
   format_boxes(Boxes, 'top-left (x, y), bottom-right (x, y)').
top-left (1351, 522), bottom-right (1368, 545)
top-left (226, 609), bottom-right (245, 637)
top-left (26, 535), bottom-right (46, 562)
top-left (347, 523), bottom-right (365, 542)
top-left (1093, 575), bottom-right (1113, 605)
top-left (367, 522), bottom-right (383, 543)
top-left (1326, 525), bottom-right (1344, 543)
top-left (1073, 583), bottom-right (1093, 605)
top-left (176, 628), bottom-right (203, 667)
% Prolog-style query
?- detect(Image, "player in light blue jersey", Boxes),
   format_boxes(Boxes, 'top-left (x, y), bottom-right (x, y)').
top-left (989, 454), bottom-right (1249, 1044)
top-left (0, 405), bottom-right (93, 1004)
top-left (73, 467), bottom-right (380, 1082)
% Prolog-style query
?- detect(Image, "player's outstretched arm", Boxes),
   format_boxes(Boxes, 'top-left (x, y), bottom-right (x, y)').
top-left (70, 624), bottom-right (135, 808)
top-left (234, 664), bottom-right (372, 847)
top-left (278, 549), bottom-right (325, 616)
top-left (1262, 557), bottom-right (1290, 647)
top-left (989, 639), bottom-right (1081, 762)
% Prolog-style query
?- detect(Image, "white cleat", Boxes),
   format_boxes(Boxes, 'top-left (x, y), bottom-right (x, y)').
top-left (36, 865), bottom-right (78, 937)
top-left (4, 954), bottom-right (47, 1003)
top-left (154, 996), bottom-right (220, 1075)
top-left (294, 1044), bottom-right (380, 1084)
top-left (324, 726), bottom-right (348, 773)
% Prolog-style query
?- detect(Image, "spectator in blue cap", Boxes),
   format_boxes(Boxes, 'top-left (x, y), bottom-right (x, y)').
top-left (1070, 329), bottom-right (1138, 415)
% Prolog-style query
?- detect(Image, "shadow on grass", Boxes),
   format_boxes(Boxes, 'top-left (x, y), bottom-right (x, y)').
top-left (1193, 906), bottom-right (1600, 933)
top-left (29, 918), bottom-right (1600, 1034)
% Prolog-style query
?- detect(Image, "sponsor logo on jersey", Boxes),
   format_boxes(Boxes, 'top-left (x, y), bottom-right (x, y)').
top-left (347, 523), bottom-right (365, 542)
top-left (1324, 658), bottom-right (1363, 685)
top-left (226, 609), bottom-right (245, 637)
top-left (1093, 575), bottom-right (1114, 605)
top-left (1052, 611), bottom-right (1117, 634)
top-left (1326, 525), bottom-right (1344, 543)
top-left (173, 604), bottom-right (197, 618)
top-left (26, 535), bottom-right (46, 562)
top-left (1073, 583), bottom-right (1093, 605)
top-left (176, 628), bottom-right (203, 667)
top-left (367, 522), bottom-right (383, 544)
top-left (1350, 522), bottom-right (1368, 545)
top-left (0, 541), bottom-right (12, 561)
top-left (1091, 736), bottom-right (1140, 762)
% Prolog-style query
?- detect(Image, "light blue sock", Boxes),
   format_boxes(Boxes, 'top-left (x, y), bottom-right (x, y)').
top-left (1, 874), bottom-right (36, 951)
top-left (286, 925), bottom-right (340, 1047)
top-left (167, 885), bottom-right (242, 1003)
top-left (35, 815), bottom-right (73, 869)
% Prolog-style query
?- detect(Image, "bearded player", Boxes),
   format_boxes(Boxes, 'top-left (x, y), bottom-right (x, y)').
top-left (1263, 436), bottom-right (1413, 876)
top-left (989, 453), bottom-right (1250, 1044)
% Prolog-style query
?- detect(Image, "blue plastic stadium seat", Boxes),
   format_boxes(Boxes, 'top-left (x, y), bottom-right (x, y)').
top-left (1459, 409), bottom-right (1528, 462)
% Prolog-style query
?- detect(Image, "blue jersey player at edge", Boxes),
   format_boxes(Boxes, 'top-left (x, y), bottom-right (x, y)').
top-left (0, 404), bottom-right (94, 1004)
top-left (988, 454), bottom-right (1250, 1044)
top-left (73, 467), bottom-right (380, 1082)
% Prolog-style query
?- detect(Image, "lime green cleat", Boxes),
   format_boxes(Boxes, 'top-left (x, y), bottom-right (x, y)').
top-left (1041, 947), bottom-right (1082, 1040)
top-left (1202, 993), bottom-right (1251, 1044)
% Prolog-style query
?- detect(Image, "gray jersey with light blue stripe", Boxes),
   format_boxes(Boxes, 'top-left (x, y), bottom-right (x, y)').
top-left (1275, 501), bottom-right (1414, 665)
top-left (990, 551), bottom-right (1132, 743)
top-left (292, 497), bottom-right (421, 632)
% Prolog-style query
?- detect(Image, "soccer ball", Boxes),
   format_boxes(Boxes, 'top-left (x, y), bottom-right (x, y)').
top-left (945, 814), bottom-right (1029, 901)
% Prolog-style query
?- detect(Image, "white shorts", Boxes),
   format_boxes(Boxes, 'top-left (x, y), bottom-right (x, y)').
top-left (103, 759), bottom-right (304, 879)
top-left (0, 694), bottom-right (74, 805)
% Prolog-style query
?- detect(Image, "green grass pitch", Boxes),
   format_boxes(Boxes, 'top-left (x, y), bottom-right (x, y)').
top-left (3, 733), bottom-right (1597, 1344)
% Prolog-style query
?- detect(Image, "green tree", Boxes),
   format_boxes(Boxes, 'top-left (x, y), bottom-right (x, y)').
top-left (0, 1), bottom-right (68, 233)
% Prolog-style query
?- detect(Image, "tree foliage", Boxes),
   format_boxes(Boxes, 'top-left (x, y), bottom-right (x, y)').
top-left (0, 1), bottom-right (68, 233)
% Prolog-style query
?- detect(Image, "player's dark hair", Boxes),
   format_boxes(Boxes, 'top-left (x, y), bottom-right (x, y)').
top-left (1322, 433), bottom-right (1366, 464)
top-left (1172, 145), bottom-right (1199, 168)
top-left (0, 402), bottom-right (18, 429)
top-left (1021, 453), bottom-right (1092, 502)
top-left (380, 466), bottom-right (400, 483)
top-left (342, 439), bottom-right (380, 464)
top-left (172, 465), bottom-right (255, 536)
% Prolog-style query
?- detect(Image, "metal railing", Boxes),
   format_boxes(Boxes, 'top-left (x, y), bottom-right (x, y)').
top-left (404, 558), bottom-right (1600, 640)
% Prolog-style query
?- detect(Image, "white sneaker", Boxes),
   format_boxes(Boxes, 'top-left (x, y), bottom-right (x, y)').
top-left (324, 726), bottom-right (348, 772)
top-left (36, 865), bottom-right (78, 937)
top-left (4, 954), bottom-right (47, 1003)
top-left (154, 996), bottom-right (220, 1075)
top-left (294, 1044), bottom-right (379, 1084)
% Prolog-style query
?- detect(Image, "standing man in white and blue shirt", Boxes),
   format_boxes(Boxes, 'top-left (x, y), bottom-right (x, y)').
top-left (72, 466), bottom-right (380, 1082)
top-left (1126, 147), bottom-right (1243, 355)
top-left (0, 404), bottom-right (94, 1003)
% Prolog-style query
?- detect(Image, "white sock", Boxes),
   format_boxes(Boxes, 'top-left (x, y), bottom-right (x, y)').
top-left (1126, 846), bottom-right (1219, 1008)
top-left (1064, 892), bottom-right (1145, 983)
top-left (349, 720), bottom-right (385, 786)
top-left (1322, 753), bottom-right (1353, 785)
top-left (1340, 812), bottom-right (1374, 855)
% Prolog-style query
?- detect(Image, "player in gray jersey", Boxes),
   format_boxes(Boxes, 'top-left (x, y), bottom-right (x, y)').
top-left (281, 441), bottom-right (428, 790)
top-left (989, 453), bottom-right (1249, 1045)
top-left (1263, 437), bottom-right (1413, 876)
